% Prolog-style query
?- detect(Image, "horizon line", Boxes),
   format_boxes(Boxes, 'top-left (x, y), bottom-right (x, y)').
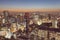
top-left (0, 8), bottom-right (60, 12)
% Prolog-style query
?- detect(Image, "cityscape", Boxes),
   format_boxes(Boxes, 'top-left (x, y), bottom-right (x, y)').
top-left (0, 0), bottom-right (60, 40)
top-left (0, 11), bottom-right (60, 40)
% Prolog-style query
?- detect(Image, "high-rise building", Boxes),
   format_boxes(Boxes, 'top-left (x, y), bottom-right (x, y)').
top-left (3, 11), bottom-right (9, 23)
top-left (52, 17), bottom-right (58, 28)
top-left (3, 11), bottom-right (9, 18)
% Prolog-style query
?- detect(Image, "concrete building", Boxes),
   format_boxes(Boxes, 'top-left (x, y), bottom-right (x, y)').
top-left (52, 17), bottom-right (58, 28)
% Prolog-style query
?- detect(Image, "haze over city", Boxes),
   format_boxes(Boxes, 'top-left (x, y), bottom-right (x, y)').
top-left (0, 0), bottom-right (60, 12)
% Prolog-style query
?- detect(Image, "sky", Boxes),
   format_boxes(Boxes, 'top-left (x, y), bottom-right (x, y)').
top-left (0, 0), bottom-right (60, 10)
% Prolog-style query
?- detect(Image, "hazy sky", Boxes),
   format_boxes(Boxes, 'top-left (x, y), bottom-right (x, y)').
top-left (0, 0), bottom-right (60, 9)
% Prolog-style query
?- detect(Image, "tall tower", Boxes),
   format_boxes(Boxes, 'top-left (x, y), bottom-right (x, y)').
top-left (25, 12), bottom-right (30, 34)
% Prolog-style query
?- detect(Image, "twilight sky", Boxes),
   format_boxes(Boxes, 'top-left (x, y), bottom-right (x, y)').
top-left (0, 0), bottom-right (60, 10)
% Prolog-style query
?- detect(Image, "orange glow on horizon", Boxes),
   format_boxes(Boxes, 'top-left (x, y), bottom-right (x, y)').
top-left (0, 8), bottom-right (60, 12)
